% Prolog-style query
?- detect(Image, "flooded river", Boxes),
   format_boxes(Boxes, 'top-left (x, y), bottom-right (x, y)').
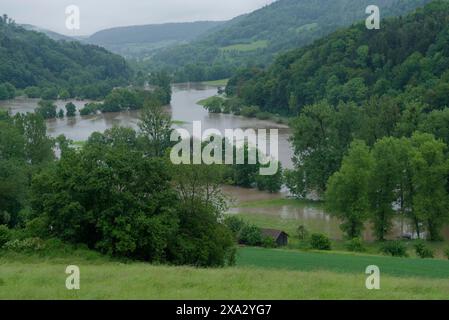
top-left (2, 83), bottom-right (447, 241)
top-left (0, 83), bottom-right (293, 168)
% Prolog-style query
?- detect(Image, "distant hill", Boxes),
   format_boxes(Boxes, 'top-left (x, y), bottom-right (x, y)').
top-left (146, 0), bottom-right (433, 82)
top-left (20, 24), bottom-right (75, 42)
top-left (86, 21), bottom-right (226, 58)
top-left (0, 15), bottom-right (132, 100)
top-left (227, 0), bottom-right (449, 115)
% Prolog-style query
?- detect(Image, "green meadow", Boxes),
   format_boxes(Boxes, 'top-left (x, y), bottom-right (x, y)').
top-left (1, 247), bottom-right (449, 299)
top-left (221, 40), bottom-right (269, 52)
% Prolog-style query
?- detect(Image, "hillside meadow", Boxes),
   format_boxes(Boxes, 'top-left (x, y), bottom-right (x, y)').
top-left (1, 247), bottom-right (449, 299)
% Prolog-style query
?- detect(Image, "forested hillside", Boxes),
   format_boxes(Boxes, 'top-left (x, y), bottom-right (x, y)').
top-left (0, 15), bottom-right (132, 100)
top-left (86, 21), bottom-right (225, 58)
top-left (228, 1), bottom-right (449, 242)
top-left (227, 0), bottom-right (449, 115)
top-left (146, 0), bottom-right (431, 82)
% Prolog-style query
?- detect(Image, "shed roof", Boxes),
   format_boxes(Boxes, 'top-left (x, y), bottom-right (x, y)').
top-left (260, 228), bottom-right (288, 239)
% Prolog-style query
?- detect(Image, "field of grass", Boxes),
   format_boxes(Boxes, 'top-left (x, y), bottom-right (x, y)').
top-left (238, 247), bottom-right (449, 279)
top-left (201, 79), bottom-right (229, 86)
top-left (1, 247), bottom-right (449, 299)
top-left (221, 40), bottom-right (269, 52)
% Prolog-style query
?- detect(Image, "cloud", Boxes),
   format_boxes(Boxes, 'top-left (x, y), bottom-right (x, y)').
top-left (1, 0), bottom-right (275, 35)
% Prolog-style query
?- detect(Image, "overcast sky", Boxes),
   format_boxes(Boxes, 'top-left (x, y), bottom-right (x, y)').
top-left (2, 0), bottom-right (276, 36)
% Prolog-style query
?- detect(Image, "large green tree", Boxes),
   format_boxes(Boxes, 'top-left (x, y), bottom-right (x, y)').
top-left (326, 140), bottom-right (374, 239)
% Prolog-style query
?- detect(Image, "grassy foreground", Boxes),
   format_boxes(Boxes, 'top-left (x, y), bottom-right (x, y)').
top-left (1, 247), bottom-right (449, 299)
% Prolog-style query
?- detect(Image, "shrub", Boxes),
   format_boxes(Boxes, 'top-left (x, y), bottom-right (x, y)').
top-left (297, 225), bottom-right (309, 240)
top-left (24, 86), bottom-right (41, 98)
top-left (255, 112), bottom-right (272, 120)
top-left (380, 241), bottom-right (408, 257)
top-left (240, 106), bottom-right (260, 118)
top-left (445, 248), bottom-right (449, 260)
top-left (0, 225), bottom-right (11, 247)
top-left (65, 102), bottom-right (77, 117)
top-left (224, 216), bottom-right (246, 237)
top-left (310, 233), bottom-right (331, 250)
top-left (414, 242), bottom-right (434, 259)
top-left (3, 238), bottom-right (46, 252)
top-left (262, 236), bottom-right (277, 248)
top-left (80, 102), bottom-right (100, 116)
top-left (345, 237), bottom-right (366, 252)
top-left (239, 224), bottom-right (262, 246)
top-left (36, 100), bottom-right (57, 119)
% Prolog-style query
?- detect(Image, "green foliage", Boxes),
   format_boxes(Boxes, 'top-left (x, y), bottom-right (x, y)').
top-left (65, 102), bottom-right (77, 117)
top-left (138, 102), bottom-right (173, 157)
top-left (445, 248), bottom-right (449, 260)
top-left (2, 238), bottom-right (46, 252)
top-left (381, 241), bottom-right (408, 257)
top-left (326, 140), bottom-right (373, 239)
top-left (199, 96), bottom-right (225, 113)
top-left (224, 216), bottom-right (246, 238)
top-left (0, 82), bottom-right (15, 100)
top-left (239, 224), bottom-right (262, 246)
top-left (262, 236), bottom-right (277, 248)
top-left (35, 100), bottom-right (57, 119)
top-left (29, 126), bottom-right (234, 267)
top-left (414, 241), bottom-right (434, 259)
top-left (240, 106), bottom-right (260, 118)
top-left (296, 225), bottom-right (309, 241)
top-left (24, 86), bottom-right (41, 98)
top-left (255, 162), bottom-right (283, 193)
top-left (80, 102), bottom-right (100, 116)
top-left (228, 1), bottom-right (446, 115)
top-left (310, 233), bottom-right (331, 251)
top-left (345, 238), bottom-right (366, 252)
top-left (0, 20), bottom-right (132, 98)
top-left (0, 225), bottom-right (11, 246)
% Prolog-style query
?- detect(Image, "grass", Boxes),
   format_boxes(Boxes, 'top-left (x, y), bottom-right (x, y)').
top-left (238, 198), bottom-right (323, 209)
top-left (221, 40), bottom-right (269, 52)
top-left (1, 248), bottom-right (449, 299)
top-left (237, 247), bottom-right (449, 279)
top-left (201, 79), bottom-right (229, 86)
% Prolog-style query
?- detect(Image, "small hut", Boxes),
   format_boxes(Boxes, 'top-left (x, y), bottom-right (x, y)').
top-left (260, 228), bottom-right (288, 247)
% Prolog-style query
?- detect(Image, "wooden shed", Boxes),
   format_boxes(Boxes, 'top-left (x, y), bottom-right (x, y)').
top-left (260, 228), bottom-right (288, 247)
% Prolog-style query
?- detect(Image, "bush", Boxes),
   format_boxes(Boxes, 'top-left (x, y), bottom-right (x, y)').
top-left (445, 248), bottom-right (449, 260)
top-left (36, 100), bottom-right (57, 119)
top-left (345, 237), bottom-right (366, 252)
top-left (255, 112), bottom-right (272, 120)
top-left (224, 216), bottom-right (246, 237)
top-left (239, 224), bottom-right (262, 246)
top-left (414, 242), bottom-right (434, 259)
top-left (380, 241), bottom-right (408, 257)
top-left (0, 225), bottom-right (11, 247)
top-left (65, 102), bottom-right (77, 117)
top-left (262, 236), bottom-right (277, 248)
top-left (240, 106), bottom-right (260, 118)
top-left (296, 225), bottom-right (309, 240)
top-left (24, 86), bottom-right (41, 98)
top-left (2, 238), bottom-right (46, 252)
top-left (310, 233), bottom-right (331, 250)
top-left (80, 102), bottom-right (100, 116)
